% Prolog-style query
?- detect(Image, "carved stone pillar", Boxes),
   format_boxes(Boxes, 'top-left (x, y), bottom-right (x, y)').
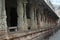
top-left (0, 0), bottom-right (7, 31)
top-left (40, 7), bottom-right (45, 29)
top-left (17, 0), bottom-right (24, 32)
top-left (30, 5), bottom-right (36, 30)
top-left (37, 8), bottom-right (41, 29)
top-left (2, 0), bottom-right (7, 31)
top-left (17, 0), bottom-right (28, 32)
top-left (0, 0), bottom-right (3, 30)
top-left (45, 17), bottom-right (48, 27)
top-left (34, 8), bottom-right (38, 30)
top-left (23, 3), bottom-right (28, 31)
top-left (0, 0), bottom-right (8, 38)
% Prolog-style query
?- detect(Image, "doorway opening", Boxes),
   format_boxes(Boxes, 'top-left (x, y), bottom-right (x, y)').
top-left (10, 7), bottom-right (17, 27)
top-left (5, 0), bottom-right (18, 32)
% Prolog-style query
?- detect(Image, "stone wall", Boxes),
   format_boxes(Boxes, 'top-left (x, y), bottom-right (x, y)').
top-left (0, 0), bottom-right (58, 40)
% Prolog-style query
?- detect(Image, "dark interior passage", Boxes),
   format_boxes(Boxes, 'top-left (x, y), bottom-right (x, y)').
top-left (26, 3), bottom-right (30, 19)
top-left (5, 0), bottom-right (17, 27)
top-left (10, 7), bottom-right (17, 27)
top-left (6, 7), bottom-right (18, 27)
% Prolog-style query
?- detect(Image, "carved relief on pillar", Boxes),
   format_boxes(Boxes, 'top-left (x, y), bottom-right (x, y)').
top-left (39, 6), bottom-right (45, 29)
top-left (23, 3), bottom-right (28, 31)
top-left (37, 8), bottom-right (41, 29)
top-left (34, 7), bottom-right (38, 30)
top-left (17, 0), bottom-right (28, 32)
top-left (0, 0), bottom-right (8, 38)
top-left (17, 0), bottom-right (24, 32)
top-left (0, 0), bottom-right (3, 31)
top-left (30, 5), bottom-right (35, 30)
top-left (30, 5), bottom-right (37, 30)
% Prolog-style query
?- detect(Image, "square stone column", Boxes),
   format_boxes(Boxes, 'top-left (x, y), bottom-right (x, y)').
top-left (37, 8), bottom-right (41, 29)
top-left (17, 1), bottom-right (24, 32)
top-left (17, 0), bottom-right (28, 32)
top-left (2, 0), bottom-right (7, 32)
top-left (34, 8), bottom-right (38, 29)
top-left (0, 0), bottom-right (9, 39)
top-left (23, 3), bottom-right (28, 31)
top-left (30, 5), bottom-right (37, 30)
top-left (0, 0), bottom-right (3, 30)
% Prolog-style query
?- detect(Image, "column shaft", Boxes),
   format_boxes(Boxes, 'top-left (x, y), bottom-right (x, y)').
top-left (0, 0), bottom-right (3, 30)
top-left (2, 0), bottom-right (7, 31)
top-left (23, 3), bottom-right (28, 31)
top-left (17, 0), bottom-right (24, 32)
top-left (34, 8), bottom-right (38, 29)
top-left (0, 0), bottom-right (8, 38)
top-left (37, 8), bottom-right (40, 29)
top-left (30, 5), bottom-right (36, 30)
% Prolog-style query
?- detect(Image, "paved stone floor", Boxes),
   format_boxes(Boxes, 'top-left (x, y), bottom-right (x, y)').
top-left (49, 29), bottom-right (60, 40)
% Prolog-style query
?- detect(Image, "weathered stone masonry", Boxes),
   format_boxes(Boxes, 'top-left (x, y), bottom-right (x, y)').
top-left (0, 0), bottom-right (59, 40)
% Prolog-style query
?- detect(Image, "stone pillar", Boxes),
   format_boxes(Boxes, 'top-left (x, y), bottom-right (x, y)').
top-left (0, 0), bottom-right (8, 38)
top-left (0, 0), bottom-right (7, 31)
top-left (30, 5), bottom-right (36, 30)
top-left (46, 17), bottom-right (49, 28)
top-left (43, 15), bottom-right (46, 28)
top-left (40, 7), bottom-right (45, 29)
top-left (0, 0), bottom-right (3, 30)
top-left (48, 18), bottom-right (51, 27)
top-left (49, 18), bottom-right (51, 27)
top-left (34, 8), bottom-right (38, 29)
top-left (2, 0), bottom-right (7, 31)
top-left (47, 17), bottom-right (49, 27)
top-left (50, 19), bottom-right (52, 26)
top-left (23, 3), bottom-right (28, 31)
top-left (51, 19), bottom-right (53, 26)
top-left (37, 8), bottom-right (41, 29)
top-left (43, 15), bottom-right (45, 22)
top-left (17, 0), bottom-right (24, 32)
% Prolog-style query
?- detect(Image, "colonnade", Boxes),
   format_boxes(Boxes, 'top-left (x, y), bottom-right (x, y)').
top-left (0, 0), bottom-right (57, 33)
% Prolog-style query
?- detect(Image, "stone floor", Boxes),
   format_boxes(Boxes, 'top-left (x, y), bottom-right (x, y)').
top-left (49, 29), bottom-right (60, 40)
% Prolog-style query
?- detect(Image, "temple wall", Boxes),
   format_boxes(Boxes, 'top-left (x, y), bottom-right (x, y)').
top-left (0, 0), bottom-right (58, 40)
